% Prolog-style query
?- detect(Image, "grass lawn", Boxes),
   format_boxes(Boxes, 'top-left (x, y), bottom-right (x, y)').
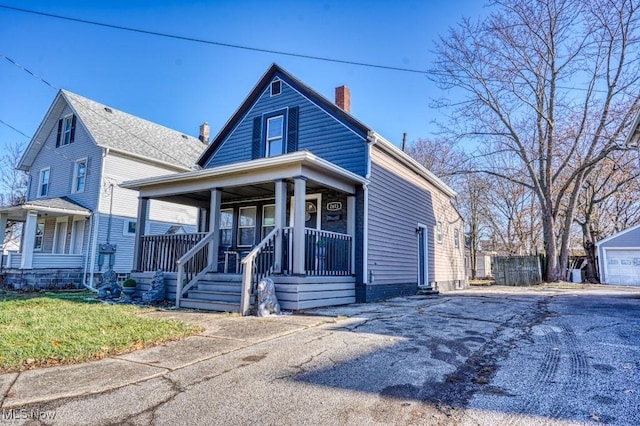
top-left (0, 291), bottom-right (202, 373)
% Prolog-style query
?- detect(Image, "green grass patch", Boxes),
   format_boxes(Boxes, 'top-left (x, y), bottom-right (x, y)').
top-left (0, 291), bottom-right (202, 373)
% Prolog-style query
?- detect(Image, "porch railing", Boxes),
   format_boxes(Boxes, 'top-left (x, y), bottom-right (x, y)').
top-left (175, 232), bottom-right (214, 308)
top-left (140, 233), bottom-right (207, 273)
top-left (240, 227), bottom-right (279, 316)
top-left (282, 227), bottom-right (352, 276)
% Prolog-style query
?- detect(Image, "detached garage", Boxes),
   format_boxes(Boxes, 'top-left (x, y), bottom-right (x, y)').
top-left (596, 224), bottom-right (640, 286)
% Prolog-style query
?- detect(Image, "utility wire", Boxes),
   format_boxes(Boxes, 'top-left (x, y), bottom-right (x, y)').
top-left (1, 53), bottom-right (193, 167)
top-left (0, 118), bottom-right (30, 139)
top-left (0, 4), bottom-right (429, 75)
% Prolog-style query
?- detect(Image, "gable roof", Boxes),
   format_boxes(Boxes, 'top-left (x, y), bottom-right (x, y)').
top-left (19, 90), bottom-right (205, 171)
top-left (595, 223), bottom-right (640, 247)
top-left (197, 63), bottom-right (370, 167)
top-left (196, 63), bottom-right (456, 198)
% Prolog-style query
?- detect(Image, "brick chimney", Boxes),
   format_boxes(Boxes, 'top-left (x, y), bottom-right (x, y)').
top-left (199, 122), bottom-right (210, 144)
top-left (335, 85), bottom-right (350, 113)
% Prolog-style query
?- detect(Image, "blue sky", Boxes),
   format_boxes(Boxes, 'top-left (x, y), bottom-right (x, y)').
top-left (0, 1), bottom-right (487, 159)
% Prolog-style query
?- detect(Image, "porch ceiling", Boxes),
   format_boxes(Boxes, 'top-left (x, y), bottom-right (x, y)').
top-left (121, 151), bottom-right (367, 205)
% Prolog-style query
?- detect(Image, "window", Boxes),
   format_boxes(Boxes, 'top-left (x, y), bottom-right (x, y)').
top-left (238, 206), bottom-right (256, 246)
top-left (124, 220), bottom-right (136, 236)
top-left (266, 115), bottom-right (284, 157)
top-left (34, 222), bottom-right (44, 251)
top-left (220, 209), bottom-right (233, 246)
top-left (270, 80), bottom-right (281, 96)
top-left (262, 204), bottom-right (275, 237)
top-left (437, 222), bottom-right (443, 244)
top-left (57, 115), bottom-right (75, 147)
top-left (38, 168), bottom-right (50, 197)
top-left (454, 229), bottom-right (460, 249)
top-left (72, 159), bottom-right (87, 193)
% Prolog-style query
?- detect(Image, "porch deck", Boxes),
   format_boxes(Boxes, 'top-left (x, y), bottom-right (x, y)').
top-left (135, 228), bottom-right (354, 312)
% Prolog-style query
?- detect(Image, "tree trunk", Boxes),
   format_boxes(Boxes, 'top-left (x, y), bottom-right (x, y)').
top-left (542, 212), bottom-right (558, 282)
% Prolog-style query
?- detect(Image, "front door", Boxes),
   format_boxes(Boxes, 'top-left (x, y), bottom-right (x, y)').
top-left (417, 224), bottom-right (429, 287)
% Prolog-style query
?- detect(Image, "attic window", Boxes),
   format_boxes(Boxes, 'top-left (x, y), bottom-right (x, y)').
top-left (104, 107), bottom-right (113, 113)
top-left (270, 80), bottom-right (281, 96)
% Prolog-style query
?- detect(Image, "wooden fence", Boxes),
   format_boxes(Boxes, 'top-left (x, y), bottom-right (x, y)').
top-left (494, 256), bottom-right (542, 286)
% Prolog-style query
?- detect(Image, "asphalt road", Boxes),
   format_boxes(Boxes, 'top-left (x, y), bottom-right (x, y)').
top-left (6, 285), bottom-right (640, 425)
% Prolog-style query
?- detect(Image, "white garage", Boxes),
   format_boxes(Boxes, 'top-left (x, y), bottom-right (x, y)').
top-left (596, 224), bottom-right (640, 286)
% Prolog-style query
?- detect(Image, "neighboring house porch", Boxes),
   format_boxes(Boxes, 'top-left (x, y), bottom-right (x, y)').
top-left (123, 151), bottom-right (365, 314)
top-left (0, 197), bottom-right (91, 287)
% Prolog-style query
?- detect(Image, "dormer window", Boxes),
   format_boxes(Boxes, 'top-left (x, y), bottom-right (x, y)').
top-left (56, 114), bottom-right (76, 147)
top-left (266, 115), bottom-right (284, 157)
top-left (270, 80), bottom-right (281, 96)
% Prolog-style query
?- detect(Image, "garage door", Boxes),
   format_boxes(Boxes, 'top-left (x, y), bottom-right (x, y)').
top-left (605, 249), bottom-right (640, 285)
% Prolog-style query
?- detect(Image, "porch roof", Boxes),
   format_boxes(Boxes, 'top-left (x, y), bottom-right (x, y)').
top-left (120, 151), bottom-right (368, 203)
top-left (0, 197), bottom-right (91, 221)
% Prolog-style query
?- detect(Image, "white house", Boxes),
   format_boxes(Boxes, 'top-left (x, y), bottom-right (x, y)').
top-left (596, 224), bottom-right (640, 286)
top-left (0, 90), bottom-right (206, 289)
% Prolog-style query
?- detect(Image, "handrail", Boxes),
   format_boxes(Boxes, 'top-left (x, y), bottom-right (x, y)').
top-left (240, 227), bottom-right (279, 316)
top-left (176, 230), bottom-right (216, 308)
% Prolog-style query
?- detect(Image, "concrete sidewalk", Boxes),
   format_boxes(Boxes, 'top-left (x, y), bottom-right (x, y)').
top-left (0, 310), bottom-right (339, 409)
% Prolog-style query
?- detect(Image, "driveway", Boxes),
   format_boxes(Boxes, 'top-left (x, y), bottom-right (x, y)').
top-left (2, 284), bottom-right (639, 425)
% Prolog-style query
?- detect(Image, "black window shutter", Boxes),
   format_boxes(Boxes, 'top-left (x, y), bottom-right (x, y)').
top-left (56, 119), bottom-right (62, 147)
top-left (287, 106), bottom-right (299, 153)
top-left (252, 116), bottom-right (262, 159)
top-left (70, 115), bottom-right (77, 143)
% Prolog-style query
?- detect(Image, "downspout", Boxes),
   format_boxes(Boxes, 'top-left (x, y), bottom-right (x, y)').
top-left (364, 131), bottom-right (376, 286)
top-left (87, 147), bottom-right (109, 288)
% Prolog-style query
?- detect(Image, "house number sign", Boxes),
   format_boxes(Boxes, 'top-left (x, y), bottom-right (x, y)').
top-left (327, 202), bottom-right (342, 211)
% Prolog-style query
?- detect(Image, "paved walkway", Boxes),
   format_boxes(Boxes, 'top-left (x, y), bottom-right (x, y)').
top-left (0, 310), bottom-right (337, 409)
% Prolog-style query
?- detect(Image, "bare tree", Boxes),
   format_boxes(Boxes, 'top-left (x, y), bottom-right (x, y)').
top-left (0, 142), bottom-right (28, 250)
top-left (405, 137), bottom-right (466, 188)
top-left (574, 151), bottom-right (640, 282)
top-left (432, 0), bottom-right (640, 281)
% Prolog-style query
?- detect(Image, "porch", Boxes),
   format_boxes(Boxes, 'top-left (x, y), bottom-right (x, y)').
top-left (122, 151), bottom-right (366, 314)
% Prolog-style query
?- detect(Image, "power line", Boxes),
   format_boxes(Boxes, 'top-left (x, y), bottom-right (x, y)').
top-left (0, 118), bottom-right (31, 139)
top-left (0, 53), bottom-right (194, 167)
top-left (0, 4), bottom-right (429, 75)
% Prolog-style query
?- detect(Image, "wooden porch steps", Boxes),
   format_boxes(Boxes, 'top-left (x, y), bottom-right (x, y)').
top-left (181, 273), bottom-right (245, 313)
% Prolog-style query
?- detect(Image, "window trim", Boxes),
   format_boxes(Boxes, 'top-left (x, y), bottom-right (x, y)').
top-left (436, 222), bottom-right (443, 244)
top-left (219, 208), bottom-right (233, 247)
top-left (263, 109), bottom-right (288, 158)
top-left (237, 206), bottom-right (257, 247)
top-left (454, 228), bottom-right (460, 249)
top-left (123, 219), bottom-right (137, 236)
top-left (60, 114), bottom-right (74, 146)
top-left (270, 79), bottom-right (282, 96)
top-left (72, 158), bottom-right (87, 194)
top-left (262, 204), bottom-right (276, 237)
top-left (38, 167), bottom-right (50, 198)
top-left (34, 221), bottom-right (45, 251)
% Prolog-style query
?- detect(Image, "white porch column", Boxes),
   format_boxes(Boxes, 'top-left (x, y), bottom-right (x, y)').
top-left (347, 195), bottom-right (356, 275)
top-left (208, 188), bottom-right (221, 270)
top-left (132, 197), bottom-right (149, 271)
top-left (21, 210), bottom-right (37, 269)
top-left (274, 179), bottom-right (286, 273)
top-left (293, 177), bottom-right (306, 275)
top-left (0, 213), bottom-right (8, 249)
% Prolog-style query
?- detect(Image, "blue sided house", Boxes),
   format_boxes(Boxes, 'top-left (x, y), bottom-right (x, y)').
top-left (0, 90), bottom-right (206, 289)
top-left (122, 64), bottom-right (466, 313)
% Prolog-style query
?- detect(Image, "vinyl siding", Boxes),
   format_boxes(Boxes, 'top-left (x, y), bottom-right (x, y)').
top-left (101, 152), bottom-right (198, 223)
top-left (26, 104), bottom-right (103, 210)
top-left (367, 146), bottom-right (465, 287)
top-left (92, 214), bottom-right (197, 273)
top-left (204, 77), bottom-right (368, 176)
top-left (598, 227), bottom-right (640, 248)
